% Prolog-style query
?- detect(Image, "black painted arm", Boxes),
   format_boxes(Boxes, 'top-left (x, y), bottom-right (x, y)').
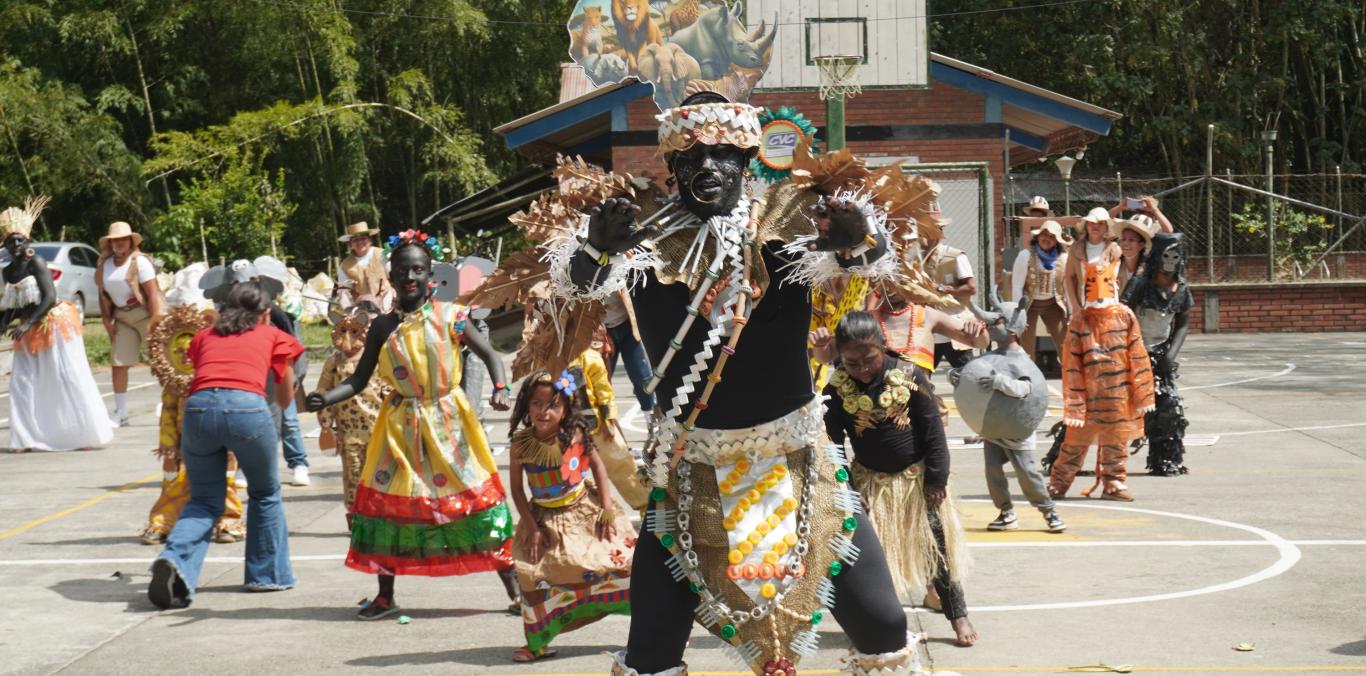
top-left (305, 315), bottom-right (394, 410)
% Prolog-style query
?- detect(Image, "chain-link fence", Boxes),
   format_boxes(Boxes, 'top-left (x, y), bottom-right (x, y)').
top-left (899, 161), bottom-right (994, 294)
top-left (1006, 172), bottom-right (1366, 283)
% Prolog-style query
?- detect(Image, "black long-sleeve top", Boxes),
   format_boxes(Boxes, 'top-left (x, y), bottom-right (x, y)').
top-left (631, 244), bottom-right (816, 429)
top-left (822, 357), bottom-right (949, 488)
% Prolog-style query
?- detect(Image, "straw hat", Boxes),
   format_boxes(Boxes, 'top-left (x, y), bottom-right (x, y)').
top-left (99, 221), bottom-right (143, 248)
top-left (1081, 206), bottom-right (1112, 226)
top-left (338, 221), bottom-right (380, 243)
top-left (0, 196), bottom-right (49, 240)
top-left (1110, 215), bottom-right (1155, 251)
top-left (1026, 195), bottom-right (1050, 214)
top-left (1031, 219), bottom-right (1072, 245)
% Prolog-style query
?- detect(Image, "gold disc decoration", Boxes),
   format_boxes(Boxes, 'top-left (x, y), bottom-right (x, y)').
top-left (149, 305), bottom-right (218, 397)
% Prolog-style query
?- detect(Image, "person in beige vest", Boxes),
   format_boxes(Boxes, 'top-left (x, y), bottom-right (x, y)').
top-left (1009, 219), bottom-right (1070, 362)
top-left (96, 221), bottom-right (165, 427)
top-left (920, 219), bottom-right (978, 370)
top-left (336, 221), bottom-right (394, 313)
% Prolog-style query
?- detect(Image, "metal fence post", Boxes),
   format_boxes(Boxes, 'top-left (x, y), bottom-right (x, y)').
top-left (1205, 124), bottom-right (1215, 282)
top-left (1262, 131), bottom-right (1277, 281)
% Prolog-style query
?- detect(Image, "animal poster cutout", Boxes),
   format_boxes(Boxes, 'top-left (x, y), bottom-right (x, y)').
top-left (568, 0), bottom-right (776, 110)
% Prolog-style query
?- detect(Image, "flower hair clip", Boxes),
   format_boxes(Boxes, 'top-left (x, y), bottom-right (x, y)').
top-left (385, 228), bottom-right (449, 262)
top-left (553, 370), bottom-right (578, 398)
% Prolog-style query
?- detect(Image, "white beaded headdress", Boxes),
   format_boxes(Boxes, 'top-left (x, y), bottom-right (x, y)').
top-left (656, 102), bottom-right (764, 155)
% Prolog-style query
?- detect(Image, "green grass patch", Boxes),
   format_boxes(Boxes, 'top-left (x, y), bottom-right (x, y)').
top-left (300, 320), bottom-right (334, 360)
top-left (83, 320), bottom-right (111, 368)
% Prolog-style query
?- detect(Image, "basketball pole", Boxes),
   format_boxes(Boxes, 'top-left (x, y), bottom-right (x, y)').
top-left (826, 95), bottom-right (846, 151)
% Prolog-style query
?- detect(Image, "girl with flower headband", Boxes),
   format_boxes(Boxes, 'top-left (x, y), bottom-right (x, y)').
top-left (506, 368), bottom-right (634, 663)
top-left (822, 312), bottom-right (977, 648)
top-left (305, 230), bottom-right (519, 620)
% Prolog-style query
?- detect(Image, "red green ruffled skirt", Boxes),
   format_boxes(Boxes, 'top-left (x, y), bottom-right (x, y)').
top-left (345, 480), bottom-right (514, 576)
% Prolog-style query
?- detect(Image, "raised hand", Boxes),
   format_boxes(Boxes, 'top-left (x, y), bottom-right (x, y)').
top-left (586, 196), bottom-right (654, 255)
top-left (807, 198), bottom-right (870, 253)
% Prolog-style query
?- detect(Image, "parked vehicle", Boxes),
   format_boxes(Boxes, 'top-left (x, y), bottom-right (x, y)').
top-left (0, 242), bottom-right (102, 316)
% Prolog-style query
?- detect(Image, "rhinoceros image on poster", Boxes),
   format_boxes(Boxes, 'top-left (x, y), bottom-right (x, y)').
top-left (951, 293), bottom-right (1050, 441)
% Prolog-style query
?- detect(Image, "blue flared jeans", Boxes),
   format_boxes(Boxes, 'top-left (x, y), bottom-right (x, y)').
top-left (156, 388), bottom-right (295, 597)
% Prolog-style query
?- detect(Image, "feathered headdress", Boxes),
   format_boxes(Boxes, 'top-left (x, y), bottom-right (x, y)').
top-left (0, 195), bottom-right (50, 240)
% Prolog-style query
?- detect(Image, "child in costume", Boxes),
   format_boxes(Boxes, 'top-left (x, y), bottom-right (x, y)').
top-left (507, 369), bottom-right (635, 662)
top-left (141, 305), bottom-right (245, 545)
top-left (306, 231), bottom-right (519, 620)
top-left (315, 302), bottom-right (391, 528)
top-left (948, 294), bottom-right (1065, 534)
top-left (1051, 208), bottom-right (1156, 501)
top-left (823, 312), bottom-right (976, 648)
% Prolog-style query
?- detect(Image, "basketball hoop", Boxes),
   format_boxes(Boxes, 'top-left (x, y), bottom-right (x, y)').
top-left (814, 55), bottom-right (862, 101)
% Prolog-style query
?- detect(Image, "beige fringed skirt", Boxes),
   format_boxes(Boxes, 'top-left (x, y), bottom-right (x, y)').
top-left (850, 461), bottom-right (971, 605)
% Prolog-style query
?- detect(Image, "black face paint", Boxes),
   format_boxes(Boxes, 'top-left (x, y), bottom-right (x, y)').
top-left (388, 244), bottom-right (433, 312)
top-left (4, 234), bottom-right (28, 258)
top-left (670, 143), bottom-right (749, 219)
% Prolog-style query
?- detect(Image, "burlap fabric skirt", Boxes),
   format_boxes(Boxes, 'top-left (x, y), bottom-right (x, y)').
top-left (514, 483), bottom-right (633, 652)
top-left (850, 462), bottom-right (970, 606)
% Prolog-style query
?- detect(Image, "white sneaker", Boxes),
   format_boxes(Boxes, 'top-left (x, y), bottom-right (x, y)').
top-left (110, 415), bottom-right (130, 428)
top-left (291, 465), bottom-right (311, 486)
top-left (235, 469), bottom-right (248, 489)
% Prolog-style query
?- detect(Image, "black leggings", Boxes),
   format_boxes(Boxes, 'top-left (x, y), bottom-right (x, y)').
top-left (927, 509), bottom-right (968, 621)
top-left (624, 512), bottom-right (907, 673)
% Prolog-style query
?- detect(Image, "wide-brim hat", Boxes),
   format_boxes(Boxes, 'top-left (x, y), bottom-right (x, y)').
top-left (1031, 219), bottom-right (1072, 245)
top-left (1027, 195), bottom-right (1050, 214)
top-left (99, 221), bottom-right (143, 248)
top-left (339, 221), bottom-right (380, 243)
top-left (1110, 216), bottom-right (1155, 250)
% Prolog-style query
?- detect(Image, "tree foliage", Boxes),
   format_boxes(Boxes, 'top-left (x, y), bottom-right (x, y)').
top-left (0, 0), bottom-right (574, 271)
top-left (932, 0), bottom-right (1365, 176)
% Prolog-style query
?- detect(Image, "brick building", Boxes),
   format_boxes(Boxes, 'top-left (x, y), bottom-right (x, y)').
top-left (488, 53), bottom-right (1120, 293)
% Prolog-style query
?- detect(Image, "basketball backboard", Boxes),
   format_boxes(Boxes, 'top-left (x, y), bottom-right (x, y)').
top-left (748, 0), bottom-right (929, 91)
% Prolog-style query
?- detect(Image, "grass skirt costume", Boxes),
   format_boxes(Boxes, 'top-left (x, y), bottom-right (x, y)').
top-left (346, 301), bottom-right (514, 576)
top-left (4, 293), bottom-right (113, 451)
top-left (511, 431), bottom-right (634, 653)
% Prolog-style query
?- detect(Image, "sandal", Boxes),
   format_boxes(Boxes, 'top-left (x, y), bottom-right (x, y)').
top-left (506, 602), bottom-right (521, 617)
top-left (512, 647), bottom-right (558, 663)
top-left (139, 528), bottom-right (166, 546)
top-left (357, 596), bottom-right (401, 621)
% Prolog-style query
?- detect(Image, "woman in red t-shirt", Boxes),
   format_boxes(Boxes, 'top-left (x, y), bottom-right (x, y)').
top-left (148, 281), bottom-right (303, 609)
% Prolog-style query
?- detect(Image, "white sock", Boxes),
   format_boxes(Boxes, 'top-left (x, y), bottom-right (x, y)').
top-left (114, 393), bottom-right (128, 418)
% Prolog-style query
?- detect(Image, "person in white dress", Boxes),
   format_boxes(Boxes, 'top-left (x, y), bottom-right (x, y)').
top-left (0, 197), bottom-right (113, 452)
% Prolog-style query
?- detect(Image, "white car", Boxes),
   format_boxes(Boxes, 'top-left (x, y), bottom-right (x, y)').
top-left (0, 242), bottom-right (102, 316)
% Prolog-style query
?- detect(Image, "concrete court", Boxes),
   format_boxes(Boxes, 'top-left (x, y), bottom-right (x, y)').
top-left (2, 333), bottom-right (1365, 676)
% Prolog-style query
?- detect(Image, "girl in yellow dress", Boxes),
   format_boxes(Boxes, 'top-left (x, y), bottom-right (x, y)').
top-left (307, 231), bottom-right (518, 620)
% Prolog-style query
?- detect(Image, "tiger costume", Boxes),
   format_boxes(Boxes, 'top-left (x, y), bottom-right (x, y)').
top-left (1050, 241), bottom-right (1156, 500)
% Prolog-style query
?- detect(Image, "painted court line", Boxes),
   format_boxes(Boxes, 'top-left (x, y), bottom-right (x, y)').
top-left (0, 471), bottom-right (161, 540)
top-left (1184, 362), bottom-right (1295, 390)
top-left (0, 381), bottom-right (157, 425)
top-left (1217, 421), bottom-right (1366, 436)
top-left (927, 500), bottom-right (1303, 613)
top-left (1, 539), bottom-right (1360, 567)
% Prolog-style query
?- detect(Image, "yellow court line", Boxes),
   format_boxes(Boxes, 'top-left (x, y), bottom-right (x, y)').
top-left (530, 669), bottom-right (1366, 676)
top-left (0, 471), bottom-right (160, 540)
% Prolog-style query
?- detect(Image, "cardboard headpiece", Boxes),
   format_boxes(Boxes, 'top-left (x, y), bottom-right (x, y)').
top-left (199, 256), bottom-right (289, 304)
top-left (148, 304), bottom-right (219, 397)
top-left (567, 0), bottom-right (775, 111)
